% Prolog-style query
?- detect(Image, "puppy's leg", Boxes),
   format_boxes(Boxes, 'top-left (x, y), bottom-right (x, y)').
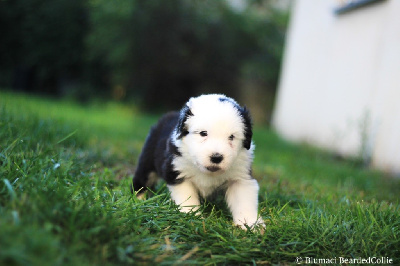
top-left (225, 178), bottom-right (264, 229)
top-left (168, 181), bottom-right (200, 213)
top-left (132, 150), bottom-right (156, 196)
top-left (131, 125), bottom-right (160, 196)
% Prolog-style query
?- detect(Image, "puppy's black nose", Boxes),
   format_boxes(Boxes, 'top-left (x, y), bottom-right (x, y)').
top-left (210, 153), bottom-right (223, 164)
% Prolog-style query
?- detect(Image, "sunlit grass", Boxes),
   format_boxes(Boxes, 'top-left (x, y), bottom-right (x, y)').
top-left (1, 90), bottom-right (399, 264)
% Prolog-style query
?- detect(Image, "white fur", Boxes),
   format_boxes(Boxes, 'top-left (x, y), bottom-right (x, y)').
top-left (167, 181), bottom-right (200, 213)
top-left (169, 94), bottom-right (264, 229)
top-left (225, 178), bottom-right (260, 227)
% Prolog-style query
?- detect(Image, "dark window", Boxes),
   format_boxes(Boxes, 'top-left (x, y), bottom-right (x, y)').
top-left (334, 0), bottom-right (387, 15)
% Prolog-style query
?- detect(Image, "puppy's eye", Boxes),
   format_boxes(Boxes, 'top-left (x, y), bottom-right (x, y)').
top-left (229, 134), bottom-right (235, 141)
top-left (199, 131), bottom-right (208, 137)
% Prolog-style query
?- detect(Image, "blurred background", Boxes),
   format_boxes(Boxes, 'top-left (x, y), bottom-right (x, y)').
top-left (3, 0), bottom-right (399, 175)
top-left (0, 0), bottom-right (290, 124)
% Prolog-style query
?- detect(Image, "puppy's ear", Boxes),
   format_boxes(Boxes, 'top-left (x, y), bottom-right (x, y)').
top-left (240, 106), bottom-right (253, 150)
top-left (176, 104), bottom-right (193, 139)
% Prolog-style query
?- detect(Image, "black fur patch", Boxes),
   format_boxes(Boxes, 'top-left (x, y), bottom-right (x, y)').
top-left (239, 106), bottom-right (253, 150)
top-left (168, 138), bottom-right (181, 156)
top-left (161, 138), bottom-right (183, 184)
top-left (219, 96), bottom-right (253, 150)
top-left (162, 154), bottom-right (184, 185)
top-left (176, 105), bottom-right (193, 139)
top-left (218, 96), bottom-right (235, 105)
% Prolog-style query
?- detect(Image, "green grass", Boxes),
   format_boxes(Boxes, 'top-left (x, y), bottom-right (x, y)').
top-left (1, 90), bottom-right (399, 265)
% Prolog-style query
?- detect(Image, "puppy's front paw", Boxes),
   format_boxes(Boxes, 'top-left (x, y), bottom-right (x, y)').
top-left (135, 191), bottom-right (147, 200)
top-left (235, 217), bottom-right (265, 232)
top-left (179, 204), bottom-right (200, 214)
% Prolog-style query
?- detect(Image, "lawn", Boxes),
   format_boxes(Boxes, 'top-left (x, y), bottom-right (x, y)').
top-left (0, 90), bottom-right (399, 265)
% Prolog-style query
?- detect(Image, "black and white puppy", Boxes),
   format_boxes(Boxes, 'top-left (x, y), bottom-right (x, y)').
top-left (132, 94), bottom-right (263, 229)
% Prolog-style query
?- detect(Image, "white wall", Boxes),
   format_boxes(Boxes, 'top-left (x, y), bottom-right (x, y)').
top-left (273, 0), bottom-right (400, 175)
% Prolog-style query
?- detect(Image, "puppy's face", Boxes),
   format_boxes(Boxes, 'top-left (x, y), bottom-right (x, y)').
top-left (175, 94), bottom-right (252, 174)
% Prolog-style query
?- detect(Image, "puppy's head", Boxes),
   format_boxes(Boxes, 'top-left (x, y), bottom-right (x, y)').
top-left (174, 94), bottom-right (253, 174)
